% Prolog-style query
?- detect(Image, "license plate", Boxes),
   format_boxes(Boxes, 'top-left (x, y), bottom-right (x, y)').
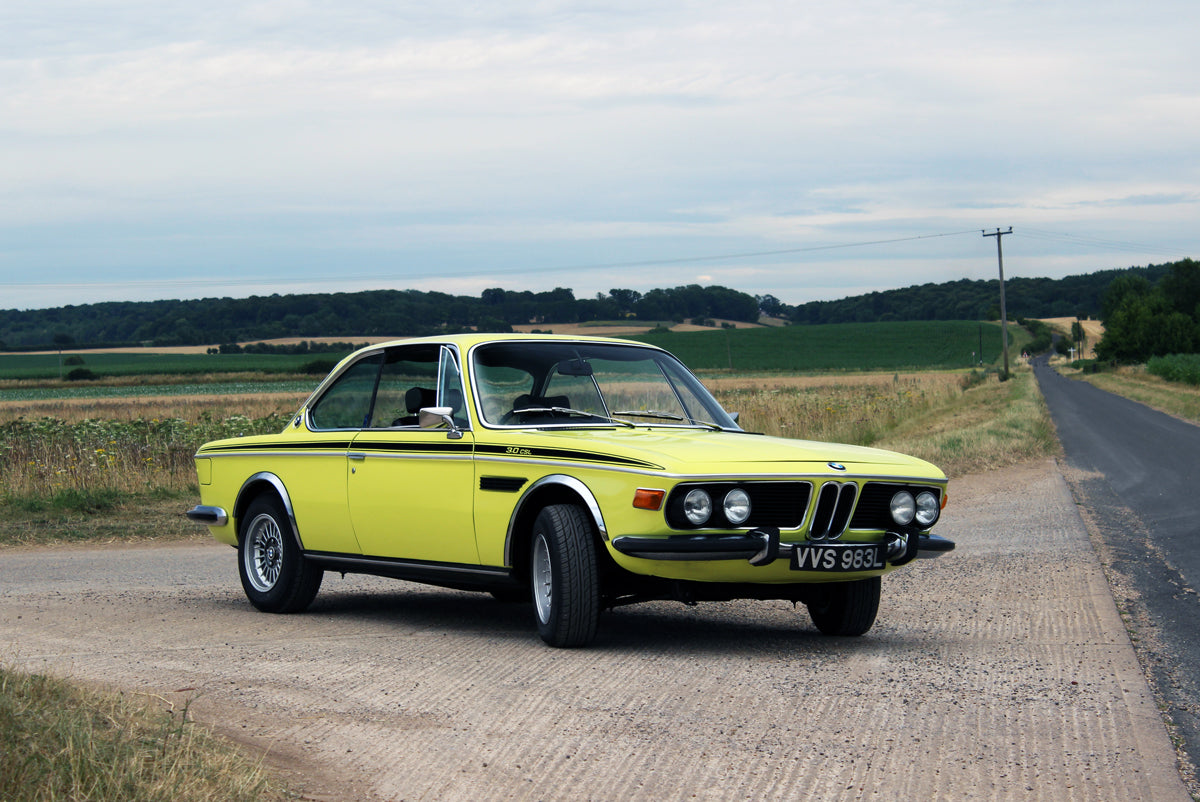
top-left (791, 542), bottom-right (885, 572)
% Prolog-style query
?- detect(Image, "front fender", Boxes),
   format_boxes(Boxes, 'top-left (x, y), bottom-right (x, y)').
top-left (503, 474), bottom-right (608, 568)
top-left (235, 472), bottom-right (304, 551)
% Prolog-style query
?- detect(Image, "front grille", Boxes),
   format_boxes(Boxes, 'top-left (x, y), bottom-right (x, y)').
top-left (665, 481), bottom-right (811, 530)
top-left (809, 482), bottom-right (857, 540)
top-left (851, 482), bottom-right (942, 530)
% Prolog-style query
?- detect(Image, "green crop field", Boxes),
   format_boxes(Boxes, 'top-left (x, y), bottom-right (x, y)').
top-left (633, 320), bottom-right (1019, 372)
top-left (0, 352), bottom-right (325, 380)
top-left (0, 321), bottom-right (1024, 383)
top-left (0, 380), bottom-right (319, 403)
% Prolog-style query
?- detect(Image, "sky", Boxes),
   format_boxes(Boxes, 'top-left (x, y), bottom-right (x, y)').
top-left (2, 0), bottom-right (1198, 312)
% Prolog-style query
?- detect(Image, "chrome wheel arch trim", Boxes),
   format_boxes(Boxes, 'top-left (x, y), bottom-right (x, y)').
top-left (503, 474), bottom-right (607, 567)
top-left (235, 471), bottom-right (304, 551)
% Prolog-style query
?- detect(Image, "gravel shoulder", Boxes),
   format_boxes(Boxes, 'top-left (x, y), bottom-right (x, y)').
top-left (0, 459), bottom-right (1189, 800)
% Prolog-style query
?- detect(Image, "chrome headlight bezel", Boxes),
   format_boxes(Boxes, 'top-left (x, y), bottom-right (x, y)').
top-left (914, 491), bottom-right (940, 527)
top-left (889, 491), bottom-right (916, 526)
top-left (682, 488), bottom-right (713, 525)
top-left (722, 488), bottom-right (752, 525)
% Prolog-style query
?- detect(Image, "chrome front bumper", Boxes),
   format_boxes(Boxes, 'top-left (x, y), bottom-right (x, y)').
top-left (185, 505), bottom-right (228, 527)
top-left (610, 527), bottom-right (955, 567)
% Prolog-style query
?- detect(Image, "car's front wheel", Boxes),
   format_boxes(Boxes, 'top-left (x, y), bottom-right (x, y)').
top-left (238, 495), bottom-right (323, 613)
top-left (530, 504), bottom-right (600, 647)
top-left (805, 576), bottom-right (880, 636)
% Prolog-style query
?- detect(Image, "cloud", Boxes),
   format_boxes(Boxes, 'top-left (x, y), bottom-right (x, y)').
top-left (0, 1), bottom-right (1197, 310)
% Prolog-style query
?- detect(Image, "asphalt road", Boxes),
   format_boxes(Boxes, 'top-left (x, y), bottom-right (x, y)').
top-left (1034, 355), bottom-right (1200, 788)
top-left (0, 459), bottom-right (1189, 800)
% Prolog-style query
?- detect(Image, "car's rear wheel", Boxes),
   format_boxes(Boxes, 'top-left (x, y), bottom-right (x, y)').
top-left (530, 504), bottom-right (600, 647)
top-left (805, 576), bottom-right (880, 636)
top-left (238, 495), bottom-right (323, 613)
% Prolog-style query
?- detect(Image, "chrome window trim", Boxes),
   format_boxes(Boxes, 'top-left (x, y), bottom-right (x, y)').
top-left (302, 342), bottom-right (473, 434)
top-left (464, 338), bottom-right (736, 432)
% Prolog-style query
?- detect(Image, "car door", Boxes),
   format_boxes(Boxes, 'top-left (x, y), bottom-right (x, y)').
top-left (283, 351), bottom-right (389, 556)
top-left (347, 344), bottom-right (479, 564)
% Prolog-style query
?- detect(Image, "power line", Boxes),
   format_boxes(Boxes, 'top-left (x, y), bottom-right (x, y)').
top-left (1018, 227), bottom-right (1185, 258)
top-left (2, 229), bottom-right (984, 291)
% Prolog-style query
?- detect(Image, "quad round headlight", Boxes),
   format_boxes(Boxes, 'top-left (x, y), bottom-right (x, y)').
top-left (683, 488), bottom-right (713, 525)
top-left (889, 491), bottom-right (916, 526)
top-left (915, 491), bottom-right (940, 526)
top-left (723, 488), bottom-right (751, 525)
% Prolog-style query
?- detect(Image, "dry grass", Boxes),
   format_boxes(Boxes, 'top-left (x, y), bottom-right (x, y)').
top-left (711, 369), bottom-right (1056, 477)
top-left (873, 369), bottom-right (1058, 476)
top-left (709, 372), bottom-right (966, 442)
top-left (0, 495), bottom-right (203, 548)
top-left (1074, 365), bottom-right (1200, 425)
top-left (0, 664), bottom-right (287, 802)
top-left (0, 368), bottom-right (1057, 548)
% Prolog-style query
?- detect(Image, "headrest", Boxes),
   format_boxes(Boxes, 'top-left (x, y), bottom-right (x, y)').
top-left (406, 386), bottom-right (436, 413)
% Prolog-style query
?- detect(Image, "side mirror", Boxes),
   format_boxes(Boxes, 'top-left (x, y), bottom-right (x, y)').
top-left (419, 406), bottom-right (463, 439)
top-left (729, 411), bottom-right (740, 424)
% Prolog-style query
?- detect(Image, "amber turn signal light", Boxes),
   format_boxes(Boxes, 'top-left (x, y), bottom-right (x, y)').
top-left (632, 488), bottom-right (665, 511)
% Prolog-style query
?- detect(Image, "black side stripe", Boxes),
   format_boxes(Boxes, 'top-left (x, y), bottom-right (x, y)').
top-left (475, 443), bottom-right (662, 470)
top-left (199, 440), bottom-right (662, 470)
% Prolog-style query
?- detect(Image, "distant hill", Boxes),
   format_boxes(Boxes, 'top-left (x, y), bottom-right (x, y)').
top-left (0, 261), bottom-right (1183, 350)
top-left (775, 263), bottom-right (1175, 324)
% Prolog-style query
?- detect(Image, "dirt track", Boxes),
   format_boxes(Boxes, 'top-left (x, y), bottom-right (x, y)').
top-left (0, 459), bottom-right (1189, 800)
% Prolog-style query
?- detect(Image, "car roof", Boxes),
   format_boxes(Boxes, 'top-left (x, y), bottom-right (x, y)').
top-left (356, 331), bottom-right (659, 351)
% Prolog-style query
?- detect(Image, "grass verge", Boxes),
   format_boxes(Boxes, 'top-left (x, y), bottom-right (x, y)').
top-left (873, 367), bottom-right (1059, 476)
top-left (0, 665), bottom-right (287, 802)
top-left (1074, 365), bottom-right (1200, 425)
top-left (0, 493), bottom-right (202, 548)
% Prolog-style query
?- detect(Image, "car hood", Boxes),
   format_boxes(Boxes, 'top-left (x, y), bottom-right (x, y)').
top-left (502, 427), bottom-right (944, 480)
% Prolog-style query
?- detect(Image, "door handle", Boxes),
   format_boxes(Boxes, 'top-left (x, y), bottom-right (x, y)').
top-left (348, 453), bottom-right (366, 461)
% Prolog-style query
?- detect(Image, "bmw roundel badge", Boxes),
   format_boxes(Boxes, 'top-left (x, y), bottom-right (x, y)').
top-left (828, 462), bottom-right (846, 471)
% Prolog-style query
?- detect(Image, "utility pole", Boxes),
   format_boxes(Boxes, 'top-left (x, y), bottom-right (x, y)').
top-left (983, 227), bottom-right (1013, 379)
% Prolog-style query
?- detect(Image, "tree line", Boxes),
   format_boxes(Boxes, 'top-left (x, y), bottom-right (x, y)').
top-left (759, 263), bottom-right (1173, 325)
top-left (2, 261), bottom-right (1192, 358)
top-left (1095, 258), bottom-right (1200, 362)
top-left (0, 285), bottom-right (760, 350)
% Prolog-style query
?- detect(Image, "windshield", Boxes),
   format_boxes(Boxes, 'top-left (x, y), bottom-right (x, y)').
top-left (471, 341), bottom-right (739, 429)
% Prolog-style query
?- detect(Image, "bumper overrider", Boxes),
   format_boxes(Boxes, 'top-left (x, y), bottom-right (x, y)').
top-left (611, 526), bottom-right (955, 568)
top-left (186, 505), bottom-right (228, 527)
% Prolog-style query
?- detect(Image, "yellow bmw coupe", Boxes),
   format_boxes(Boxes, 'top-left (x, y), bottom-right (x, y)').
top-left (188, 333), bottom-right (953, 647)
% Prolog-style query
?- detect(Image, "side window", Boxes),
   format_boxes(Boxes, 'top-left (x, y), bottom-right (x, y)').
top-left (367, 344), bottom-right (440, 428)
top-left (309, 354), bottom-right (383, 430)
top-left (437, 346), bottom-right (469, 427)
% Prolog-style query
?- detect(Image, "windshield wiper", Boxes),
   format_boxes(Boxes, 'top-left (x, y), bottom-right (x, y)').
top-left (613, 410), bottom-right (725, 431)
top-left (511, 406), bottom-right (636, 428)
top-left (611, 409), bottom-right (685, 421)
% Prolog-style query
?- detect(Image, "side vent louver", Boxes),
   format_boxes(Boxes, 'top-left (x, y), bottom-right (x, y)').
top-left (480, 476), bottom-right (528, 493)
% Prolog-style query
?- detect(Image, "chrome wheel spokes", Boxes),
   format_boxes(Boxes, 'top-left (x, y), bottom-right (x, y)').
top-left (532, 532), bottom-right (553, 625)
top-left (247, 514), bottom-right (284, 592)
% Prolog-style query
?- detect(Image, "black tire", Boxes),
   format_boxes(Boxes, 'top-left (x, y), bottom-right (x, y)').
top-left (529, 504), bottom-right (600, 647)
top-left (237, 495), bottom-right (323, 614)
top-left (806, 577), bottom-right (881, 636)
